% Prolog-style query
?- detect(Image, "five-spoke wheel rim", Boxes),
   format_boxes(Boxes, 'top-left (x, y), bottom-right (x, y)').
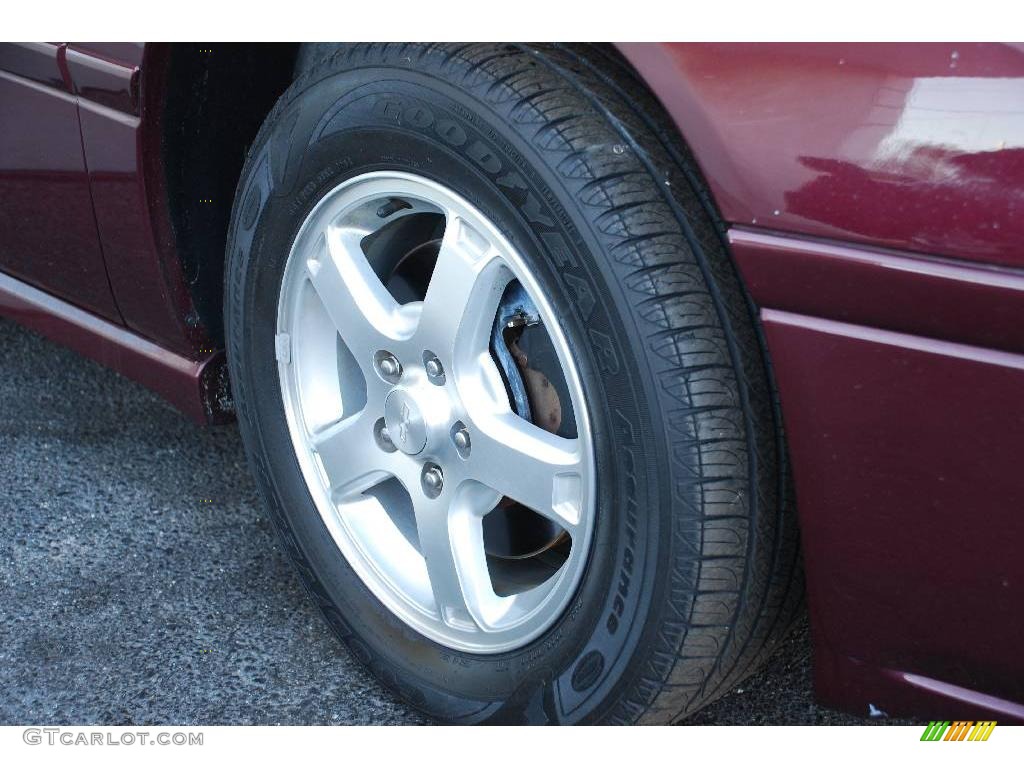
top-left (275, 171), bottom-right (595, 653)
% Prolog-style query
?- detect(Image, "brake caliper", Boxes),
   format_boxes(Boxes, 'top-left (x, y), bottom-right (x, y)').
top-left (487, 283), bottom-right (566, 559)
top-left (490, 283), bottom-right (562, 433)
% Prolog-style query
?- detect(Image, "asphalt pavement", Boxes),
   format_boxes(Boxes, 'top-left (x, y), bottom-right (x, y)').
top-left (0, 318), bottom-right (898, 725)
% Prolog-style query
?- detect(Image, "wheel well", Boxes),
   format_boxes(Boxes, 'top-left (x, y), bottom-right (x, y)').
top-left (161, 43), bottom-right (299, 347)
top-left (157, 43), bottom-right (680, 350)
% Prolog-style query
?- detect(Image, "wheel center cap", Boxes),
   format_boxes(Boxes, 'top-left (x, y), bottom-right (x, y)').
top-left (384, 388), bottom-right (429, 455)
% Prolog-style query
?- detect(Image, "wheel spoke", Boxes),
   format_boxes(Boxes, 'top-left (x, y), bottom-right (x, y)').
top-left (416, 214), bottom-right (509, 358)
top-left (305, 226), bottom-right (413, 364)
top-left (464, 411), bottom-right (585, 533)
top-left (311, 410), bottom-right (390, 501)
top-left (277, 172), bottom-right (595, 652)
top-left (414, 488), bottom-right (509, 631)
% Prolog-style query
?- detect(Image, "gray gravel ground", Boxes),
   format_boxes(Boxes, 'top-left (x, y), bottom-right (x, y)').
top-left (0, 318), bottom-right (897, 725)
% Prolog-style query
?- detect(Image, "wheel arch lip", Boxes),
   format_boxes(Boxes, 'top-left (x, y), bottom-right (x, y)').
top-left (612, 43), bottom-right (750, 227)
top-left (614, 42), bottom-right (1024, 268)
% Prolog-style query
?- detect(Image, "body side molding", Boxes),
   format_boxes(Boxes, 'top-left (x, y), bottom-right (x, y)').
top-left (0, 269), bottom-right (230, 424)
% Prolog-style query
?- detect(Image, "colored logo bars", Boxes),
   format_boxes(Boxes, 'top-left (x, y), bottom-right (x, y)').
top-left (920, 721), bottom-right (997, 742)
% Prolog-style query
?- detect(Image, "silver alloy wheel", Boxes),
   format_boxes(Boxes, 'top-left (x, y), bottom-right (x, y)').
top-left (275, 171), bottom-right (595, 653)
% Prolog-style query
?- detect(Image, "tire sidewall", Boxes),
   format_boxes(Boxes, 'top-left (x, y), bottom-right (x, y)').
top-left (226, 58), bottom-right (668, 723)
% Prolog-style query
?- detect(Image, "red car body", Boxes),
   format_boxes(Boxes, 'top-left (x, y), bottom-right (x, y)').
top-left (2, 42), bottom-right (1022, 722)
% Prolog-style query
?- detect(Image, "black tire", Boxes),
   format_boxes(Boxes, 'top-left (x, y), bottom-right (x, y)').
top-left (225, 42), bottom-right (802, 724)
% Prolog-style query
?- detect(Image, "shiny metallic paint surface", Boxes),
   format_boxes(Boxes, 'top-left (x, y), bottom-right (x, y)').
top-left (762, 309), bottom-right (1024, 722)
top-left (730, 228), bottom-right (1024, 355)
top-left (0, 41), bottom-right (67, 91)
top-left (0, 42), bottom-right (207, 363)
top-left (617, 43), bottom-right (1024, 267)
top-left (79, 43), bottom-right (207, 358)
top-left (66, 45), bottom-right (140, 114)
top-left (0, 43), bottom-right (122, 323)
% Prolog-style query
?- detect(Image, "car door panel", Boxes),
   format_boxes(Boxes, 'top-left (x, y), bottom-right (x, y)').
top-left (68, 43), bottom-right (201, 357)
top-left (0, 42), bottom-right (120, 322)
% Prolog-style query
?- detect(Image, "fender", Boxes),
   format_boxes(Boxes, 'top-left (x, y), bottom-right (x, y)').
top-left (615, 42), bottom-right (1024, 267)
top-left (617, 42), bottom-right (1024, 723)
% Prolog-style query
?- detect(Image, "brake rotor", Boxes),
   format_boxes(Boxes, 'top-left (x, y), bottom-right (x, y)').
top-left (484, 283), bottom-right (569, 560)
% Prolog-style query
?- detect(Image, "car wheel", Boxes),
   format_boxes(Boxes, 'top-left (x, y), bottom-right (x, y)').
top-left (225, 42), bottom-right (802, 724)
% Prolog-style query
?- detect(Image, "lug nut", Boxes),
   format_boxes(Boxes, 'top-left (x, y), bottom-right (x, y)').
top-left (424, 467), bottom-right (443, 490)
top-left (423, 352), bottom-right (445, 384)
top-left (453, 426), bottom-right (471, 455)
top-left (376, 352), bottom-right (402, 381)
top-left (374, 418), bottom-right (396, 452)
top-left (421, 464), bottom-right (444, 497)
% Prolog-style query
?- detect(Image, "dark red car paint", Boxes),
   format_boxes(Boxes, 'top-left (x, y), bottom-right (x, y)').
top-left (0, 268), bottom-right (224, 423)
top-left (618, 42), bottom-right (1024, 267)
top-left (1, 42), bottom-right (1022, 722)
top-left (74, 42), bottom-right (207, 357)
top-left (762, 310), bottom-right (1024, 721)
top-left (0, 42), bottom-right (122, 322)
top-left (728, 228), bottom-right (1024, 356)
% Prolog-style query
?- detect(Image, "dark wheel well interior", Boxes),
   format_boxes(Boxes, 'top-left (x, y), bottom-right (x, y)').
top-left (162, 43), bottom-right (299, 347)
top-left (159, 44), bottom-right (654, 350)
